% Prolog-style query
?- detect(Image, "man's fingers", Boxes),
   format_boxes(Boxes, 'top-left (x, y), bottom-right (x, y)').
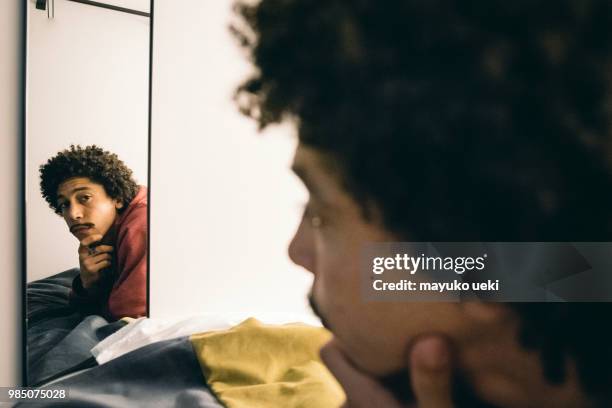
top-left (82, 253), bottom-right (112, 268)
top-left (409, 336), bottom-right (454, 408)
top-left (91, 253), bottom-right (112, 264)
top-left (95, 260), bottom-right (112, 269)
top-left (321, 340), bottom-right (403, 408)
top-left (88, 245), bottom-right (113, 255)
top-left (83, 259), bottom-right (111, 275)
top-left (321, 337), bottom-right (455, 408)
top-left (78, 234), bottom-right (104, 254)
top-left (80, 246), bottom-right (114, 259)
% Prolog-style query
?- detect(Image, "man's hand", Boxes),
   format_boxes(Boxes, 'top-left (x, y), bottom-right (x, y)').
top-left (78, 233), bottom-right (113, 289)
top-left (321, 336), bottom-right (453, 408)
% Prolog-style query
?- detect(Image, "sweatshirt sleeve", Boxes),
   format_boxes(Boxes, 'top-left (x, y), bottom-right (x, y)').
top-left (107, 203), bottom-right (148, 320)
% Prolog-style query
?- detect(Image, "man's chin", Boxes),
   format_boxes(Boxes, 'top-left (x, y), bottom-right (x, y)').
top-left (72, 228), bottom-right (94, 239)
top-left (71, 225), bottom-right (103, 240)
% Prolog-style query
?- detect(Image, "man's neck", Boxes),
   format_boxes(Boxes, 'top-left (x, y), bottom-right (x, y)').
top-left (101, 224), bottom-right (118, 246)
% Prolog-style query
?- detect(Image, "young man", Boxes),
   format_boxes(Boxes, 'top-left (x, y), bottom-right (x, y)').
top-left (39, 144), bottom-right (147, 321)
top-left (233, 1), bottom-right (612, 406)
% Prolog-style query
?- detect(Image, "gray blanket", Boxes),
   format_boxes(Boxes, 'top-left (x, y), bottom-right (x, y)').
top-left (27, 268), bottom-right (126, 385)
top-left (18, 337), bottom-right (223, 407)
top-left (24, 269), bottom-right (224, 407)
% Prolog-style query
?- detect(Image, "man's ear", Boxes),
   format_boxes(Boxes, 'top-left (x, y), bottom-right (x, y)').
top-left (115, 200), bottom-right (124, 210)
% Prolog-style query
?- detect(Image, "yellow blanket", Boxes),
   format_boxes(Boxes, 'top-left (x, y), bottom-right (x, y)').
top-left (190, 318), bottom-right (344, 408)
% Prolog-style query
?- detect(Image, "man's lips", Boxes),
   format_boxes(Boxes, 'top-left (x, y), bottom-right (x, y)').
top-left (71, 223), bottom-right (94, 233)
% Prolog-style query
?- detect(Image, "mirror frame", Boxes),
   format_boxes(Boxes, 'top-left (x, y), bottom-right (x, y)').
top-left (21, 0), bottom-right (154, 386)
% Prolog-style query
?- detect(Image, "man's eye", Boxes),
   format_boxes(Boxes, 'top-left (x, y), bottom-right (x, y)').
top-left (58, 202), bottom-right (68, 211)
top-left (79, 195), bottom-right (92, 203)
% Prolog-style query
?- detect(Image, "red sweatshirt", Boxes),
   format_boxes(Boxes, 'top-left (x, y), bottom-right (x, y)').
top-left (70, 186), bottom-right (148, 320)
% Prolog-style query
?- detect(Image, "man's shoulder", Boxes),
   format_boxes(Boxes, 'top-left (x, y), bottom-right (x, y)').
top-left (117, 187), bottom-right (148, 232)
top-left (131, 186), bottom-right (148, 206)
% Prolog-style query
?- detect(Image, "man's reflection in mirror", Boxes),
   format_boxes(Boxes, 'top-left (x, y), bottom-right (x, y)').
top-left (39, 144), bottom-right (147, 320)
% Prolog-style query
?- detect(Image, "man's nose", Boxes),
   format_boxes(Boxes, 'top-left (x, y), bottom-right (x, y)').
top-left (68, 203), bottom-right (84, 221)
top-left (288, 217), bottom-right (316, 273)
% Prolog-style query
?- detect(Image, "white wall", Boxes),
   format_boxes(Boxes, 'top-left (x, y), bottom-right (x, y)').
top-left (151, 0), bottom-right (315, 321)
top-left (0, 0), bottom-right (23, 388)
top-left (26, 0), bottom-right (150, 282)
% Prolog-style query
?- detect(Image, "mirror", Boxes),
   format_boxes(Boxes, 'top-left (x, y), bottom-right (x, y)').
top-left (24, 0), bottom-right (151, 386)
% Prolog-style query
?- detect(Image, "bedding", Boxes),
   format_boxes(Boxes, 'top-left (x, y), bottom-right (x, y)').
top-left (20, 319), bottom-right (343, 407)
top-left (192, 318), bottom-right (344, 408)
top-left (27, 268), bottom-right (127, 386)
top-left (25, 270), bottom-right (343, 407)
top-left (18, 336), bottom-right (224, 408)
top-left (93, 312), bottom-right (322, 365)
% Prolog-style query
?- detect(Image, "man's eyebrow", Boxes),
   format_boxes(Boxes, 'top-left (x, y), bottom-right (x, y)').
top-left (57, 186), bottom-right (91, 201)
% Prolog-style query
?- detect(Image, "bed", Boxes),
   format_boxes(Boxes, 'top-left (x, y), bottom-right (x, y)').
top-left (22, 270), bottom-right (342, 407)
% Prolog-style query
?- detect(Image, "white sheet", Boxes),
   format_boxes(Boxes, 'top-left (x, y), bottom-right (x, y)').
top-left (91, 312), bottom-right (322, 365)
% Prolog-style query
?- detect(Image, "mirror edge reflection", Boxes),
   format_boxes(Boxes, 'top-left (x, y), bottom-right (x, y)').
top-left (22, 0), bottom-right (154, 386)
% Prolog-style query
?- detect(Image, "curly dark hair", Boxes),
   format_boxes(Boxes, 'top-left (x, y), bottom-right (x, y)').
top-left (232, 0), bottom-right (612, 404)
top-left (40, 145), bottom-right (139, 215)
